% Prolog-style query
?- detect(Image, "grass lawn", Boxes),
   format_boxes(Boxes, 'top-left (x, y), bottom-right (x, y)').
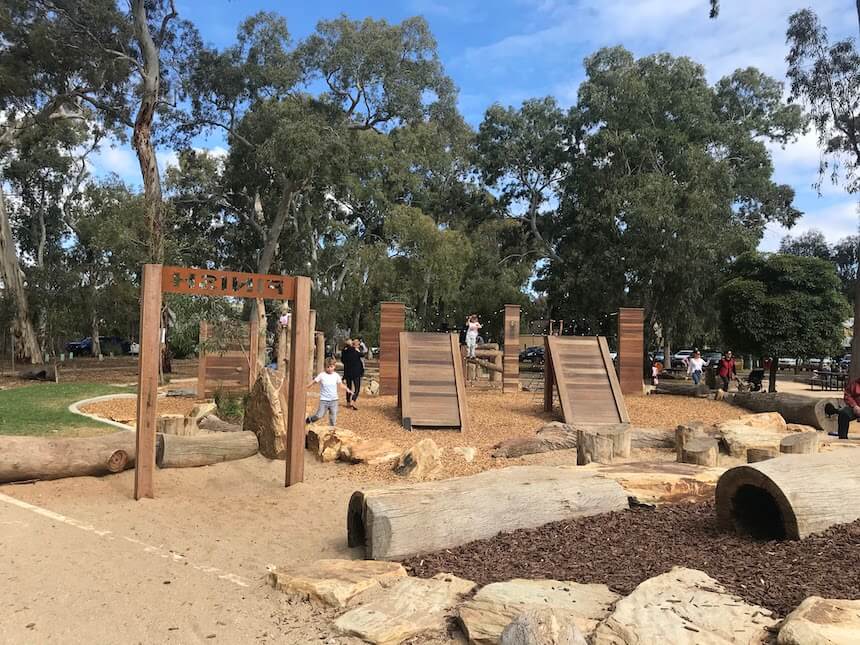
top-left (0, 383), bottom-right (132, 437)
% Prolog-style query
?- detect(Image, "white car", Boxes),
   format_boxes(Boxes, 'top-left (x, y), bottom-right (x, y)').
top-left (129, 341), bottom-right (140, 356)
top-left (672, 349), bottom-right (694, 367)
top-left (778, 357), bottom-right (798, 369)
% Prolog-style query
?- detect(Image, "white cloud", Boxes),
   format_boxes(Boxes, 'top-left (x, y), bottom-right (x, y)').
top-left (760, 200), bottom-right (860, 251)
top-left (89, 144), bottom-right (139, 182)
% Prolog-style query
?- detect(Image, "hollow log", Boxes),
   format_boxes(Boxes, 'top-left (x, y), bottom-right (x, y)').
top-left (198, 415), bottom-right (243, 432)
top-left (653, 382), bottom-right (710, 397)
top-left (156, 431), bottom-right (258, 468)
top-left (747, 447), bottom-right (779, 463)
top-left (576, 425), bottom-right (630, 465)
top-left (716, 451), bottom-right (860, 539)
top-left (780, 432), bottom-right (819, 455)
top-left (157, 414), bottom-right (199, 436)
top-left (17, 363), bottom-right (59, 382)
top-left (724, 392), bottom-right (838, 433)
top-left (0, 431), bottom-right (137, 483)
top-left (468, 356), bottom-right (503, 373)
top-left (679, 438), bottom-right (719, 467)
top-left (348, 466), bottom-right (628, 560)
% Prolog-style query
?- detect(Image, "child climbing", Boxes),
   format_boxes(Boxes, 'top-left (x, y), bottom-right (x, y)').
top-left (465, 314), bottom-right (482, 358)
top-left (306, 357), bottom-right (353, 426)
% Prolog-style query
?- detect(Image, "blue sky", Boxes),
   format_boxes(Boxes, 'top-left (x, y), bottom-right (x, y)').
top-left (92, 0), bottom-right (860, 250)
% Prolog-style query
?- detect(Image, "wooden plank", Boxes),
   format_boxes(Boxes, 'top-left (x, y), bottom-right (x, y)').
top-left (134, 263), bottom-right (163, 500)
top-left (451, 332), bottom-right (469, 433)
top-left (548, 336), bottom-right (575, 423)
top-left (617, 307), bottom-right (644, 395)
top-left (379, 302), bottom-right (405, 396)
top-left (161, 265), bottom-right (296, 300)
top-left (598, 336), bottom-right (630, 423)
top-left (285, 276), bottom-right (311, 487)
top-left (197, 320), bottom-right (207, 398)
top-left (399, 331), bottom-right (411, 427)
top-left (307, 309), bottom-right (316, 383)
top-left (544, 335), bottom-right (554, 412)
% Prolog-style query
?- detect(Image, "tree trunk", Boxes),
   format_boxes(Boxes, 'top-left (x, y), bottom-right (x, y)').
top-left (853, 268), bottom-right (860, 381)
top-left (768, 358), bottom-right (778, 393)
top-left (653, 382), bottom-right (710, 397)
top-left (663, 336), bottom-right (671, 370)
top-left (0, 432), bottom-right (137, 483)
top-left (198, 415), bottom-right (243, 433)
top-left (0, 188), bottom-right (42, 364)
top-left (347, 466), bottom-right (628, 560)
top-left (130, 0), bottom-right (171, 264)
top-left (716, 451), bottom-right (860, 539)
top-left (724, 391), bottom-right (839, 433)
top-left (90, 305), bottom-right (101, 358)
top-left (156, 431), bottom-right (258, 468)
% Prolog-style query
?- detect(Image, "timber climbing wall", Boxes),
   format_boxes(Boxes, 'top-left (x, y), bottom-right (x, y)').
top-left (544, 335), bottom-right (629, 425)
top-left (379, 302), bottom-right (405, 396)
top-left (618, 307), bottom-right (645, 395)
top-left (197, 319), bottom-right (258, 397)
top-left (399, 332), bottom-right (468, 431)
top-left (503, 304), bottom-right (521, 393)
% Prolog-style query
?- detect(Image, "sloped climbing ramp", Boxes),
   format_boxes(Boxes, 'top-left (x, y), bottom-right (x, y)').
top-left (544, 336), bottom-right (629, 425)
top-left (399, 332), bottom-right (469, 431)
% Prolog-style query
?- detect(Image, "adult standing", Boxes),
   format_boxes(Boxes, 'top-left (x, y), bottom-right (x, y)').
top-left (687, 350), bottom-right (706, 385)
top-left (718, 350), bottom-right (737, 391)
top-left (341, 339), bottom-right (365, 410)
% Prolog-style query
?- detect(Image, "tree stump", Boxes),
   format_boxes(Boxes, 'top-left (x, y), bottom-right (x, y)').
top-left (780, 432), bottom-right (819, 455)
top-left (674, 422), bottom-right (706, 460)
top-left (679, 438), bottom-right (719, 467)
top-left (747, 447), bottom-right (779, 463)
top-left (157, 414), bottom-right (198, 436)
top-left (577, 429), bottom-right (614, 465)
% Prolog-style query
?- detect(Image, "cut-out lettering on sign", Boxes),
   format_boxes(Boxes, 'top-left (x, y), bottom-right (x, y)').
top-left (160, 266), bottom-right (296, 300)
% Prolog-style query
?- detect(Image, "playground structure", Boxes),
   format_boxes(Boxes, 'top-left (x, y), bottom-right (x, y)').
top-left (544, 335), bottom-right (630, 425)
top-left (135, 264), bottom-right (311, 499)
top-left (197, 319), bottom-right (259, 398)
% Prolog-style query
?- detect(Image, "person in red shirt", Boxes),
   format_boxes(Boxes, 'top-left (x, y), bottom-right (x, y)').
top-left (826, 377), bottom-right (860, 439)
top-left (717, 350), bottom-right (737, 391)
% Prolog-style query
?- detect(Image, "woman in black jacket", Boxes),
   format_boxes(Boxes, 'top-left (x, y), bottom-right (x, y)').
top-left (341, 339), bottom-right (365, 409)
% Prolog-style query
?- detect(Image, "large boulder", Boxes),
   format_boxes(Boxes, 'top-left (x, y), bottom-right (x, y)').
top-left (266, 559), bottom-right (406, 608)
top-left (306, 426), bottom-right (400, 465)
top-left (335, 573), bottom-right (475, 644)
top-left (393, 438), bottom-right (442, 480)
top-left (777, 596), bottom-right (860, 645)
top-left (592, 567), bottom-right (777, 644)
top-left (459, 579), bottom-right (619, 644)
top-left (501, 608), bottom-right (588, 645)
top-left (243, 368), bottom-right (287, 459)
top-left (717, 412), bottom-right (790, 459)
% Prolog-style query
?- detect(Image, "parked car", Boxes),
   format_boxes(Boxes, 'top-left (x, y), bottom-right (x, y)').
top-left (778, 357), bottom-right (799, 369)
top-left (64, 336), bottom-right (131, 356)
top-left (702, 351), bottom-right (722, 367)
top-left (805, 357), bottom-right (833, 370)
top-left (840, 354), bottom-right (851, 371)
top-left (519, 346), bottom-right (545, 363)
top-left (672, 349), bottom-right (694, 368)
top-left (129, 341), bottom-right (140, 356)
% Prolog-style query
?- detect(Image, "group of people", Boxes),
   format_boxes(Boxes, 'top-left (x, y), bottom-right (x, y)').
top-left (305, 338), bottom-right (367, 427)
top-left (653, 349), bottom-right (737, 391)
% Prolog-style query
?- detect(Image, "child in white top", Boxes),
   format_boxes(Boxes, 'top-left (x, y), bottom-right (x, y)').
top-left (687, 350), bottom-right (706, 385)
top-left (465, 314), bottom-right (482, 358)
top-left (306, 357), bottom-right (353, 426)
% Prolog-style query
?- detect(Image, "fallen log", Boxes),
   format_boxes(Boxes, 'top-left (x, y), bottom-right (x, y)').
top-left (492, 423), bottom-right (577, 458)
top-left (17, 363), bottom-right (59, 382)
top-left (348, 466), bottom-right (628, 560)
top-left (198, 415), bottom-right (243, 432)
top-left (467, 356), bottom-right (503, 373)
top-left (715, 451), bottom-right (860, 539)
top-left (653, 382), bottom-right (710, 397)
top-left (0, 432), bottom-right (136, 483)
top-left (724, 392), bottom-right (838, 433)
top-left (156, 431), bottom-right (258, 468)
top-left (780, 431), bottom-right (818, 455)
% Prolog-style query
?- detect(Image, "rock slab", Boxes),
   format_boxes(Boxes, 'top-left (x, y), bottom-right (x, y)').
top-left (718, 412), bottom-right (791, 459)
top-left (592, 567), bottom-right (777, 645)
top-left (307, 426), bottom-right (400, 465)
top-left (778, 596), bottom-right (860, 645)
top-left (335, 573), bottom-right (475, 644)
top-left (394, 438), bottom-right (442, 480)
top-left (267, 559), bottom-right (406, 608)
top-left (460, 579), bottom-right (619, 644)
top-left (501, 608), bottom-right (589, 645)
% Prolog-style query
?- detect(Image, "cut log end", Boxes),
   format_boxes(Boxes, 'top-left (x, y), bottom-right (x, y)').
top-left (347, 491), bottom-right (366, 548)
top-left (106, 449), bottom-right (129, 473)
top-left (780, 432), bottom-right (819, 455)
top-left (679, 438), bottom-right (718, 467)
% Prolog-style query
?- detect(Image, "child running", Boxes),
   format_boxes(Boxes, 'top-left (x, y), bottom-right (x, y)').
top-left (306, 357), bottom-right (353, 426)
top-left (465, 314), bottom-right (482, 358)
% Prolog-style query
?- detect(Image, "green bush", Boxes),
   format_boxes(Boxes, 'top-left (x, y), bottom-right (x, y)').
top-left (214, 389), bottom-right (246, 423)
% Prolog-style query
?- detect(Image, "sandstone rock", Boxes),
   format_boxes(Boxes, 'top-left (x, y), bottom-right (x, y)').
top-left (267, 559), bottom-right (406, 608)
top-left (454, 446), bottom-right (477, 462)
top-left (341, 438), bottom-right (401, 465)
top-left (592, 567), bottom-right (777, 645)
top-left (188, 401), bottom-right (217, 420)
top-left (591, 461), bottom-right (724, 504)
top-left (394, 438), bottom-right (442, 480)
top-left (786, 423), bottom-right (818, 434)
top-left (365, 379), bottom-right (380, 396)
top-left (718, 412), bottom-right (791, 459)
top-left (501, 608), bottom-right (588, 645)
top-left (777, 596), bottom-right (860, 645)
top-left (335, 573), bottom-right (475, 644)
top-left (306, 426), bottom-right (358, 462)
top-left (243, 368), bottom-right (287, 459)
top-left (460, 579), bottom-right (619, 644)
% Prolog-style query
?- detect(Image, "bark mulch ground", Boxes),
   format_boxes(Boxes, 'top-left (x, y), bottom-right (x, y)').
top-left (402, 501), bottom-right (860, 617)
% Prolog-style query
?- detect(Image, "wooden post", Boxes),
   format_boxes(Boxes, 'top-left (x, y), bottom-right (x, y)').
top-left (543, 334), bottom-right (554, 412)
top-left (197, 320), bottom-right (207, 398)
top-left (618, 307), bottom-right (644, 395)
top-left (134, 263), bottom-right (163, 500)
top-left (307, 309), bottom-right (316, 383)
top-left (285, 276), bottom-right (311, 487)
top-left (379, 302), bottom-right (405, 396)
top-left (315, 332), bottom-right (325, 376)
top-left (503, 304), bottom-right (520, 394)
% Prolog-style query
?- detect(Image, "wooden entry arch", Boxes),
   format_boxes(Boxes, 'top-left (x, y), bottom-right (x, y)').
top-left (134, 264), bottom-right (311, 500)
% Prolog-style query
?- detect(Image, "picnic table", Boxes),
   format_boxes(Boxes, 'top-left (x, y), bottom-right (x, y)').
top-left (811, 370), bottom-right (847, 391)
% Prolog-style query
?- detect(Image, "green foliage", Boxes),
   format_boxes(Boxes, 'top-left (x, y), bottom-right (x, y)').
top-left (718, 252), bottom-right (849, 359)
top-left (214, 389), bottom-right (246, 423)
